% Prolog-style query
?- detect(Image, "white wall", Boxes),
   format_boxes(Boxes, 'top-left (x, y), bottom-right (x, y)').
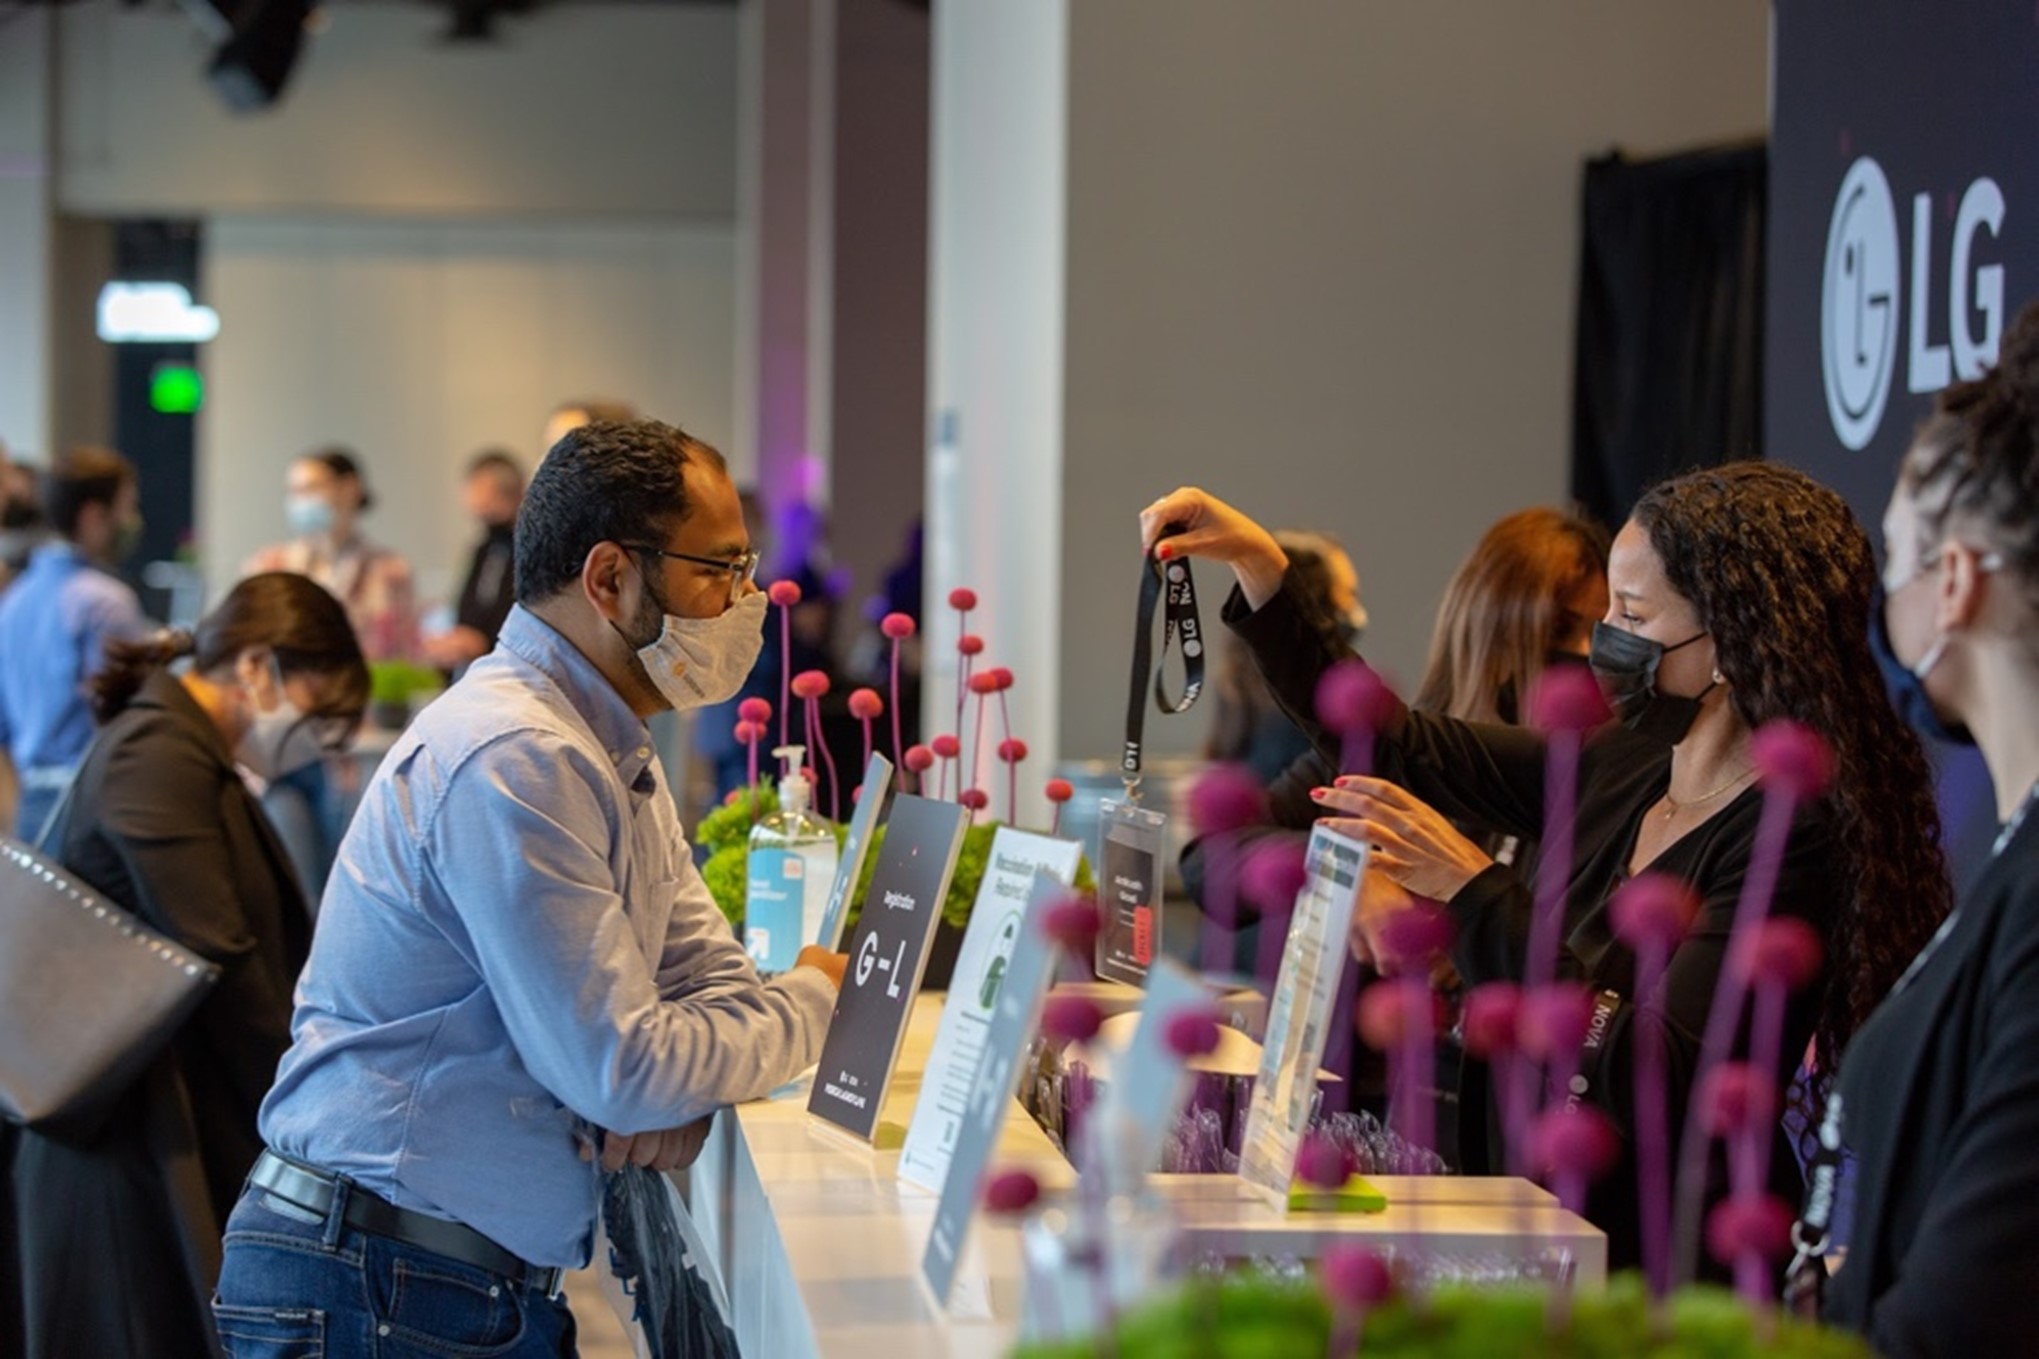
top-left (0, 14), bottom-right (55, 460)
top-left (55, 1), bottom-right (738, 220)
top-left (201, 217), bottom-right (738, 607)
top-left (1054, 0), bottom-right (1769, 763)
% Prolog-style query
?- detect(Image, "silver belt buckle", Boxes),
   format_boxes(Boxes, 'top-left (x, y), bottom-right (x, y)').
top-left (538, 1266), bottom-right (564, 1298)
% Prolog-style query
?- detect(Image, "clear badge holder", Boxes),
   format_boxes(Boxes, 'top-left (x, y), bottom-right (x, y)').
top-left (1094, 796), bottom-right (1166, 986)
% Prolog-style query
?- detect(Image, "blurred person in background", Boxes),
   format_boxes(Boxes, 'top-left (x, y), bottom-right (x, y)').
top-left (244, 447), bottom-right (419, 664)
top-left (423, 449), bottom-right (525, 675)
top-left (0, 454), bottom-right (45, 595)
top-left (1204, 529), bottom-right (1366, 784)
top-left (540, 396), bottom-right (638, 463)
top-left (2, 573), bottom-right (366, 1359)
top-left (0, 446), bottom-right (149, 840)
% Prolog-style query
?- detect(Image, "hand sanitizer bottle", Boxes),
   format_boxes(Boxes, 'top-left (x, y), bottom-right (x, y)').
top-left (745, 745), bottom-right (840, 973)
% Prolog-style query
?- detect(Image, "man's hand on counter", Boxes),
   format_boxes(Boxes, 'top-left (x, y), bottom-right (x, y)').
top-left (796, 946), bottom-right (849, 990)
top-left (590, 1120), bottom-right (714, 1173)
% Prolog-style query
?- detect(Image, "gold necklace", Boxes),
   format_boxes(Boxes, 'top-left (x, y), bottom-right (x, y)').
top-left (1661, 766), bottom-right (1757, 819)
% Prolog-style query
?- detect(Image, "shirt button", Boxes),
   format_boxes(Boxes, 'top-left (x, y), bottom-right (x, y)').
top-left (636, 746), bottom-right (652, 760)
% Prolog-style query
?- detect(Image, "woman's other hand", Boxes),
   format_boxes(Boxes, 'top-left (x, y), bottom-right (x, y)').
top-left (1313, 776), bottom-right (1494, 904)
top-left (1138, 487), bottom-right (1290, 608)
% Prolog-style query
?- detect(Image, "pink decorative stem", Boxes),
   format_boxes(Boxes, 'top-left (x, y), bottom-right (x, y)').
top-left (1670, 789), bottom-right (1799, 1285)
top-left (813, 710), bottom-right (841, 822)
top-left (859, 715), bottom-right (875, 769)
top-left (969, 692), bottom-right (990, 802)
top-left (1634, 961), bottom-right (1673, 1297)
top-left (890, 644), bottom-right (905, 786)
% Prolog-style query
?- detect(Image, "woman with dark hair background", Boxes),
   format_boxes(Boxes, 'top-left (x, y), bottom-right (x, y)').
top-left (1144, 465), bottom-right (1950, 1274)
top-left (2, 572), bottom-right (368, 1359)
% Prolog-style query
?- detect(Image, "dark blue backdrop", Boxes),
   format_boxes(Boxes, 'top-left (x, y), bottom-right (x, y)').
top-left (1767, 0), bottom-right (2039, 878)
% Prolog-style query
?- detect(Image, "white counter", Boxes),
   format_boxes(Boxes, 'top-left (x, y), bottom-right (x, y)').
top-left (686, 996), bottom-right (1604, 1358)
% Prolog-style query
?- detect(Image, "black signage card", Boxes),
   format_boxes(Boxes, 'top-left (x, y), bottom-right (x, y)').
top-left (818, 753), bottom-right (893, 951)
top-left (1095, 798), bottom-right (1166, 986)
top-left (807, 793), bottom-right (971, 1141)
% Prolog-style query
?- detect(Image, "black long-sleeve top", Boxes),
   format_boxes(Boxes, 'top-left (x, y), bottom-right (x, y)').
top-left (1823, 808), bottom-right (2039, 1354)
top-left (1227, 571), bottom-right (1835, 1271)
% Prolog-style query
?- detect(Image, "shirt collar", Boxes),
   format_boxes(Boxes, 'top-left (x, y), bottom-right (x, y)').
top-left (496, 605), bottom-right (657, 786)
top-left (28, 540), bottom-right (87, 570)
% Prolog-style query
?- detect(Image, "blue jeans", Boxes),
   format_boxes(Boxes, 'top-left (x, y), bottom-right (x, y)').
top-left (15, 781), bottom-right (61, 843)
top-left (215, 1182), bottom-right (579, 1358)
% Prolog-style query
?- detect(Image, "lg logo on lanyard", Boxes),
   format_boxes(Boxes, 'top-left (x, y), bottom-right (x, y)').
top-left (1821, 155), bottom-right (2007, 451)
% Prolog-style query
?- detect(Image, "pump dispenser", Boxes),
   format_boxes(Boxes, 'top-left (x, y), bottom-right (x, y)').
top-left (744, 745), bottom-right (840, 973)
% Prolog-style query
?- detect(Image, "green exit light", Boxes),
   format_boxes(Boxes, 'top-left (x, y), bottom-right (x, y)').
top-left (150, 363), bottom-right (203, 415)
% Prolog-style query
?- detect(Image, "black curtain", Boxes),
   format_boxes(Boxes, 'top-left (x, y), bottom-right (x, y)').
top-left (1570, 143), bottom-right (1767, 527)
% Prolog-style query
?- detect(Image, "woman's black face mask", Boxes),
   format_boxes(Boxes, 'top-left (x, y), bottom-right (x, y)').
top-left (1589, 621), bottom-right (1715, 746)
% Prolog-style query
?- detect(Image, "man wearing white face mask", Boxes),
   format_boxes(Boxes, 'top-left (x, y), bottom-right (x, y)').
top-left (223, 420), bottom-right (846, 1356)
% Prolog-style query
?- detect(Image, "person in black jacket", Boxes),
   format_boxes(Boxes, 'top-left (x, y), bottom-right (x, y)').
top-left (1812, 300), bottom-right (2039, 1354)
top-left (425, 449), bottom-right (525, 675)
top-left (1141, 466), bottom-right (1953, 1277)
top-left (1, 572), bottom-right (367, 1359)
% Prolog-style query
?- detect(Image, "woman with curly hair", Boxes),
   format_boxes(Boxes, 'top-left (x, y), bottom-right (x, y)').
top-left (1139, 467), bottom-right (1951, 1275)
top-left (1813, 300), bottom-right (2039, 1354)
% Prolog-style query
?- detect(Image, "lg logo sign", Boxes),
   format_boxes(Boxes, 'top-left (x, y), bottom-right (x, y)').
top-left (1821, 155), bottom-right (2006, 450)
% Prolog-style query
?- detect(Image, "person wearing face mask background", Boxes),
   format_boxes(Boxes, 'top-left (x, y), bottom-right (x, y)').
top-left (1140, 468), bottom-right (1952, 1278)
top-left (244, 446), bottom-right (419, 665)
top-left (0, 445), bottom-right (150, 841)
top-left (1803, 300), bottom-right (2039, 1355)
top-left (218, 420), bottom-right (846, 1357)
top-left (1, 572), bottom-right (367, 1359)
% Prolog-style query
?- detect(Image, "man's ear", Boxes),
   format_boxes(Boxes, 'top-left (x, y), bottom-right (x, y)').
top-left (581, 541), bottom-right (636, 625)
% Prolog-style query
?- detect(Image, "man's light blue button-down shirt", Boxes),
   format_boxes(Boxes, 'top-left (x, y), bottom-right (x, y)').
top-left (0, 541), bottom-right (146, 771)
top-left (261, 605), bottom-right (834, 1268)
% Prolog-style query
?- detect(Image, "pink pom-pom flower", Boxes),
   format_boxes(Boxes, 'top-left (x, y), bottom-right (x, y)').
top-left (768, 580), bottom-right (803, 608)
top-left (1516, 983), bottom-right (1594, 1060)
top-left (957, 632), bottom-right (986, 657)
top-left (1043, 896), bottom-right (1103, 952)
top-left (733, 720), bottom-right (761, 745)
top-left (1044, 778), bottom-right (1075, 804)
top-left (880, 612), bottom-right (917, 640)
top-left (931, 734), bottom-right (962, 759)
top-left (959, 788), bottom-right (990, 812)
top-left (791, 669), bottom-right (831, 700)
top-left (1528, 1106), bottom-right (1621, 1182)
top-left (1163, 1006), bottom-right (1223, 1060)
top-left (948, 588), bottom-right (978, 612)
top-left (1356, 981), bottom-right (1437, 1050)
top-left (982, 1168), bottom-right (1041, 1215)
top-left (1186, 764), bottom-right (1268, 837)
top-left (903, 744), bottom-right (935, 773)
top-left (1315, 659), bottom-right (1397, 736)
top-left (1706, 1194), bottom-right (1795, 1265)
top-left (1460, 983), bottom-right (1523, 1058)
top-left (1321, 1244), bottom-right (1394, 1310)
top-left (848, 688), bottom-right (884, 721)
top-left (1734, 916), bottom-right (1825, 993)
top-left (1528, 663), bottom-right (1611, 734)
top-left (997, 738), bottom-right (1029, 764)
top-left (1377, 903), bottom-right (1454, 970)
top-left (1752, 720), bottom-right (1835, 801)
top-left (1240, 840), bottom-right (1308, 913)
top-left (989, 666), bottom-right (1015, 690)
top-left (738, 697), bottom-right (772, 725)
top-left (1039, 994), bottom-right (1104, 1045)
top-left (967, 669), bottom-right (1000, 695)
top-left (1698, 1062), bottom-right (1776, 1136)
top-left (1610, 873), bottom-right (1700, 954)
top-left (1295, 1132), bottom-right (1352, 1190)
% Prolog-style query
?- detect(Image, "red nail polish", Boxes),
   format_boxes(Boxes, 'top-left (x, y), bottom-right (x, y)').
top-left (1311, 787), bottom-right (1329, 798)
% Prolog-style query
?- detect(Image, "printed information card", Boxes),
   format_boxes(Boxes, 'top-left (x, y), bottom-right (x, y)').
top-left (918, 871), bottom-right (1067, 1305)
top-left (806, 794), bottom-right (970, 1142)
top-left (1237, 823), bottom-right (1370, 1207)
top-left (899, 828), bottom-right (1083, 1191)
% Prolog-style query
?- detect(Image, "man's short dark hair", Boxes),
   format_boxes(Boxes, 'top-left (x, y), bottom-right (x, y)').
top-left (44, 445), bottom-right (135, 539)
top-left (515, 420), bottom-right (728, 604)
top-left (465, 448), bottom-right (524, 489)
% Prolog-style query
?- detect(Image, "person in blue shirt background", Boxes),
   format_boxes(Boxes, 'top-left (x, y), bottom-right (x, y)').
top-left (0, 446), bottom-right (149, 840)
top-left (217, 418), bottom-right (847, 1357)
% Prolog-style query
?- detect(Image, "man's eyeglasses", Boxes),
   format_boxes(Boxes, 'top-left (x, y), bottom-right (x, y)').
top-left (626, 544), bottom-right (762, 600)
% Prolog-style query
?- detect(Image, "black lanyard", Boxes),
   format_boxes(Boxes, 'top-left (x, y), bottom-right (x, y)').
top-left (1121, 532), bottom-right (1204, 794)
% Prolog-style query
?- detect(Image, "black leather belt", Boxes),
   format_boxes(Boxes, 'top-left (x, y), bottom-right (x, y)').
top-left (251, 1150), bottom-right (564, 1297)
